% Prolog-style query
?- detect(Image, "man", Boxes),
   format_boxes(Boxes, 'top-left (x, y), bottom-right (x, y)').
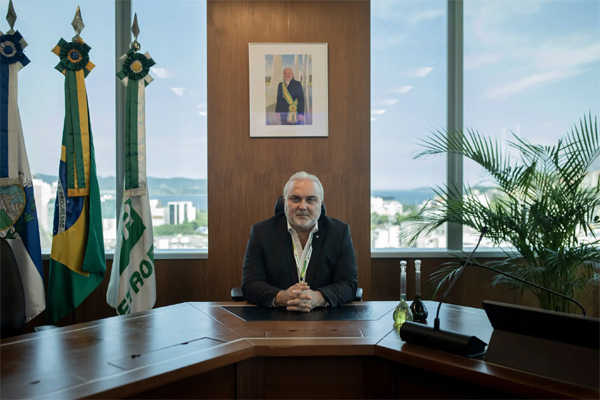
top-left (275, 68), bottom-right (305, 125)
top-left (242, 172), bottom-right (358, 312)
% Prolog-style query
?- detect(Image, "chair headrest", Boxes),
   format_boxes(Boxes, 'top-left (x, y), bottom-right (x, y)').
top-left (274, 195), bottom-right (326, 216)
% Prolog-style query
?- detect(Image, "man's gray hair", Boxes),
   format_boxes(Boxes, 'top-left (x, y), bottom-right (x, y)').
top-left (283, 172), bottom-right (324, 200)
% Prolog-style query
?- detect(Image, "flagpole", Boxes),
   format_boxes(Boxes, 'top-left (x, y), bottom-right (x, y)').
top-left (107, 13), bottom-right (157, 315)
top-left (48, 7), bottom-right (106, 324)
top-left (0, 0), bottom-right (46, 328)
top-left (115, 0), bottom-right (131, 230)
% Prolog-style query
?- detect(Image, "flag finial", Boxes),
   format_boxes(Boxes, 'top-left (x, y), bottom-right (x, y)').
top-left (6, 0), bottom-right (17, 34)
top-left (130, 13), bottom-right (141, 52)
top-left (71, 6), bottom-right (85, 41)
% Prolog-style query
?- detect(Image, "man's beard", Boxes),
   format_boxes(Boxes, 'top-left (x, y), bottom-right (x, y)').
top-left (285, 207), bottom-right (320, 230)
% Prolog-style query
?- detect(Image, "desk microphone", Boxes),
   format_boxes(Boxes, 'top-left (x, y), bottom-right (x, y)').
top-left (399, 227), bottom-right (489, 358)
top-left (400, 226), bottom-right (589, 357)
top-left (434, 226), bottom-right (488, 329)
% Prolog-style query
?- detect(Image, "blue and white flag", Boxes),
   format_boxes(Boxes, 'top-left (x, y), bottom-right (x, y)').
top-left (0, 30), bottom-right (45, 322)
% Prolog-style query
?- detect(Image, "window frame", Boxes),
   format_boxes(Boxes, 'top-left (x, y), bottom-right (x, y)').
top-left (36, 0), bottom-right (540, 259)
top-left (370, 0), bottom-right (466, 255)
top-left (40, 0), bottom-right (208, 259)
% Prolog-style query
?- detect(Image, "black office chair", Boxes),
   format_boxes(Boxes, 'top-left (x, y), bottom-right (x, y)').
top-left (231, 196), bottom-right (363, 302)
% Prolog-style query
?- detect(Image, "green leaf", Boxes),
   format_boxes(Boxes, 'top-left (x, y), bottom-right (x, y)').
top-left (406, 113), bottom-right (600, 313)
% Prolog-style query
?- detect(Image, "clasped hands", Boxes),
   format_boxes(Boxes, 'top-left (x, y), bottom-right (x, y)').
top-left (275, 282), bottom-right (325, 312)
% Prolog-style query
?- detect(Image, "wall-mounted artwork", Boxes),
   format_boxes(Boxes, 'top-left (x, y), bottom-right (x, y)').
top-left (249, 43), bottom-right (328, 137)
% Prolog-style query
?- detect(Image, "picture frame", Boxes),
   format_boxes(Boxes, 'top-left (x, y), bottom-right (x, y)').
top-left (249, 43), bottom-right (328, 138)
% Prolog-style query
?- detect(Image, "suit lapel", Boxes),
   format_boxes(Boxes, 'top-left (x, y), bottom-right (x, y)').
top-left (305, 220), bottom-right (325, 286)
top-left (276, 216), bottom-right (298, 284)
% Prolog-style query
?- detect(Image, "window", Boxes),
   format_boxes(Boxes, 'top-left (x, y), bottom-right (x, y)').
top-left (131, 1), bottom-right (208, 250)
top-left (13, 0), bottom-right (116, 250)
top-left (371, 0), bottom-right (447, 249)
top-left (463, 0), bottom-right (600, 247)
top-left (371, 0), bottom-right (600, 251)
top-left (7, 0), bottom-right (209, 253)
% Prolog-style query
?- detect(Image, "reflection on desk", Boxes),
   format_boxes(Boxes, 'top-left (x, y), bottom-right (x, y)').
top-left (1, 301), bottom-right (597, 399)
top-left (221, 302), bottom-right (394, 322)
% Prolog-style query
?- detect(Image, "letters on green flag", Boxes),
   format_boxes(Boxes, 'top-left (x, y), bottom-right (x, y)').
top-left (107, 47), bottom-right (157, 315)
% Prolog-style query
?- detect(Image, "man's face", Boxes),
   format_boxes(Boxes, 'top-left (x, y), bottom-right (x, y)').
top-left (283, 68), bottom-right (294, 81)
top-left (284, 179), bottom-right (322, 232)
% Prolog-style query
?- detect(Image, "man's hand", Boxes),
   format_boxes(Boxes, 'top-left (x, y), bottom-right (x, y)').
top-left (274, 283), bottom-right (305, 307)
top-left (285, 282), bottom-right (326, 312)
top-left (297, 114), bottom-right (304, 122)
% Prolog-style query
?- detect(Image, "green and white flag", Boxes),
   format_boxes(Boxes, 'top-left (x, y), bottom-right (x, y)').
top-left (106, 46), bottom-right (156, 315)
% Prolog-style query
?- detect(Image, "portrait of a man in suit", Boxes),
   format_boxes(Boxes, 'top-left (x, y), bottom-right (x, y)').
top-left (275, 68), bottom-right (305, 125)
top-left (263, 53), bottom-right (313, 127)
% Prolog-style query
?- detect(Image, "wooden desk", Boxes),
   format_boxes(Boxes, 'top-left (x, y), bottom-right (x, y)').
top-left (1, 302), bottom-right (598, 399)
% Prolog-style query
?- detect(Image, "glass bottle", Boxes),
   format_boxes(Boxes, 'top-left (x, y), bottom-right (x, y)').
top-left (393, 260), bottom-right (413, 328)
top-left (410, 259), bottom-right (428, 321)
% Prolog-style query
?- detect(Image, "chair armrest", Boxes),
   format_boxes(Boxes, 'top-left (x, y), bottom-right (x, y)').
top-left (231, 287), bottom-right (245, 302)
top-left (34, 325), bottom-right (58, 332)
top-left (354, 288), bottom-right (363, 302)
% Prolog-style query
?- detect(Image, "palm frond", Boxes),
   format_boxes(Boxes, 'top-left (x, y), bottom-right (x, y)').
top-left (406, 114), bottom-right (600, 313)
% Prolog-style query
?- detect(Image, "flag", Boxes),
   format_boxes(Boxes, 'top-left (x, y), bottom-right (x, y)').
top-left (0, 29), bottom-right (45, 323)
top-left (107, 48), bottom-right (156, 315)
top-left (47, 37), bottom-right (105, 324)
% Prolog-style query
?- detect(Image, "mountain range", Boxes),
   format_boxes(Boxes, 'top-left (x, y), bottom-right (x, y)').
top-left (33, 174), bottom-right (207, 196)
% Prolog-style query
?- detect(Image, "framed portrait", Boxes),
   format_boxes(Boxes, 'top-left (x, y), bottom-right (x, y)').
top-left (249, 43), bottom-right (328, 138)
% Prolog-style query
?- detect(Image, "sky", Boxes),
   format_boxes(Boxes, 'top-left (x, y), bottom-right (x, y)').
top-left (1, 0), bottom-right (598, 189)
top-left (371, 0), bottom-right (600, 190)
top-left (0, 0), bottom-right (208, 180)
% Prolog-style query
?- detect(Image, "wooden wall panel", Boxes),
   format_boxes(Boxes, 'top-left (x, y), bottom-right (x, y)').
top-left (24, 259), bottom-right (209, 333)
top-left (207, 0), bottom-right (371, 301)
top-left (22, 255), bottom-right (595, 334)
top-left (371, 258), bottom-right (599, 317)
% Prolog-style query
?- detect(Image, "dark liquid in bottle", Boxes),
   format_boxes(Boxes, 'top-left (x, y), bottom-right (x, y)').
top-left (410, 296), bottom-right (428, 321)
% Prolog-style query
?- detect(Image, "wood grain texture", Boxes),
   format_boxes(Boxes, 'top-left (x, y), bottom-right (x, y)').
top-left (5, 302), bottom-right (597, 399)
top-left (263, 356), bottom-right (366, 399)
top-left (236, 357), bottom-right (264, 400)
top-left (125, 364), bottom-right (236, 399)
top-left (2, 303), bottom-right (253, 400)
top-left (207, 0), bottom-right (371, 302)
top-left (21, 254), bottom-right (595, 336)
top-left (23, 259), bottom-right (209, 334)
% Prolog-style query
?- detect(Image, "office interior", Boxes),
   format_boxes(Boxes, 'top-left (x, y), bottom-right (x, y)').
top-left (2, 0), bottom-right (597, 334)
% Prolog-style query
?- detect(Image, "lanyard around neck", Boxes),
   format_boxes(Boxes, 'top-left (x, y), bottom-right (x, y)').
top-left (291, 238), bottom-right (313, 282)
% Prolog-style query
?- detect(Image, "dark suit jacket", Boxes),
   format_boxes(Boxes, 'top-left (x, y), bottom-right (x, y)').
top-left (275, 79), bottom-right (305, 123)
top-left (242, 212), bottom-right (358, 308)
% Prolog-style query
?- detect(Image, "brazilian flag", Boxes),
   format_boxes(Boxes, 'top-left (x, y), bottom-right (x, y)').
top-left (47, 38), bottom-right (105, 324)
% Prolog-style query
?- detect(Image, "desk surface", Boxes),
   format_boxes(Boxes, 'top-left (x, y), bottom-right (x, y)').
top-left (1, 301), bottom-right (598, 399)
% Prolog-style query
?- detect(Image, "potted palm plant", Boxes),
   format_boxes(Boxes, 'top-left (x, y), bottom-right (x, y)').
top-left (401, 114), bottom-right (600, 314)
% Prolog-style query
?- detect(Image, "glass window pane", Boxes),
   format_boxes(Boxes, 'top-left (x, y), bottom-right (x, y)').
top-left (464, 0), bottom-right (600, 247)
top-left (132, 0), bottom-right (208, 250)
top-left (371, 0), bottom-right (447, 248)
top-left (7, 0), bottom-right (116, 250)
